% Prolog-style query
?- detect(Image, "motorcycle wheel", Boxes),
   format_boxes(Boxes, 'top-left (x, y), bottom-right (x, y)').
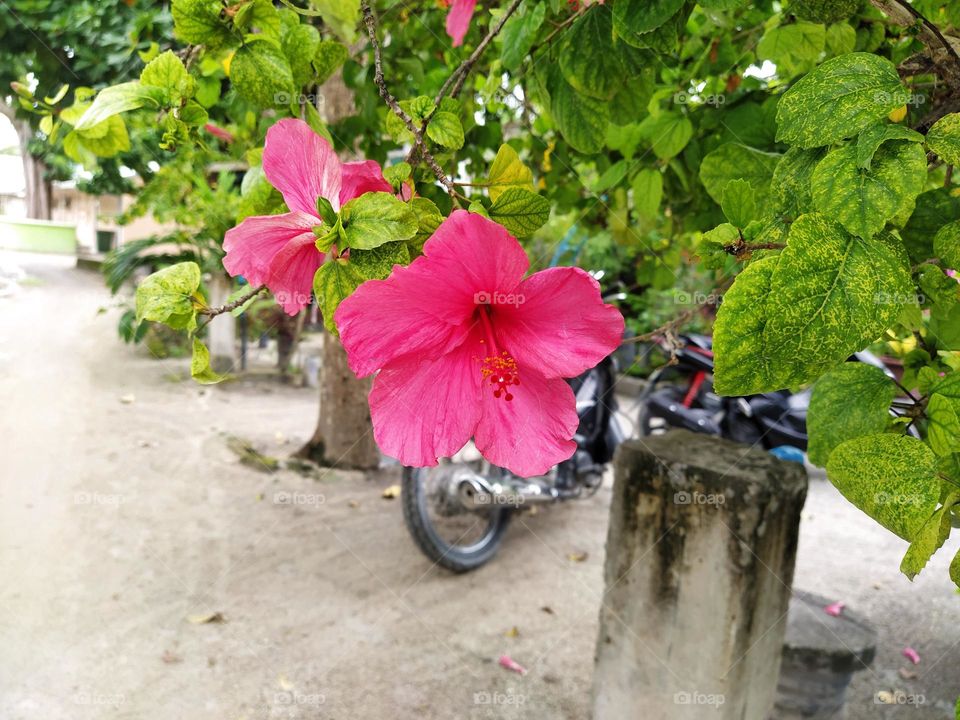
top-left (401, 460), bottom-right (512, 573)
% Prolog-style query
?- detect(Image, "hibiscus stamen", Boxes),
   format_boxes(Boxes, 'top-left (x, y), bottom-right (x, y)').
top-left (476, 307), bottom-right (520, 401)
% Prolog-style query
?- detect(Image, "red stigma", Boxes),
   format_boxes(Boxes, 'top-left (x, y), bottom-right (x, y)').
top-left (480, 349), bottom-right (520, 401)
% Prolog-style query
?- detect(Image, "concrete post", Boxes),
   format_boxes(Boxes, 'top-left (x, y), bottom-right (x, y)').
top-left (207, 274), bottom-right (236, 373)
top-left (592, 430), bottom-right (808, 720)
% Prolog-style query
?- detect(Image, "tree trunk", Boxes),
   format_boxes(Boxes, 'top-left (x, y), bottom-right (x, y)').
top-left (9, 114), bottom-right (52, 220)
top-left (296, 69), bottom-right (380, 469)
top-left (296, 330), bottom-right (380, 469)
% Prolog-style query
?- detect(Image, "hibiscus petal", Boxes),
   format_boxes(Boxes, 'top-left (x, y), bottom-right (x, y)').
top-left (266, 233), bottom-right (324, 315)
top-left (222, 211), bottom-right (318, 288)
top-left (340, 160), bottom-right (392, 205)
top-left (494, 267), bottom-right (624, 379)
top-left (263, 118), bottom-right (342, 214)
top-left (446, 0), bottom-right (477, 47)
top-left (368, 326), bottom-right (483, 466)
top-left (336, 211), bottom-right (528, 378)
top-left (423, 210), bottom-right (530, 303)
top-left (474, 366), bottom-right (579, 477)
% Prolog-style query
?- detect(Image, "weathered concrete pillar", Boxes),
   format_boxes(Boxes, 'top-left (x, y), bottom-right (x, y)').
top-left (207, 274), bottom-right (236, 373)
top-left (592, 430), bottom-right (808, 720)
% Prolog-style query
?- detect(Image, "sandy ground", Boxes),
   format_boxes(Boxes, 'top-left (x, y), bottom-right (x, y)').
top-left (0, 252), bottom-right (957, 719)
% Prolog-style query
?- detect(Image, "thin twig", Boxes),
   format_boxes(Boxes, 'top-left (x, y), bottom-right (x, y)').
top-left (198, 284), bottom-right (266, 316)
top-left (870, 0), bottom-right (960, 89)
top-left (360, 0), bottom-right (458, 201)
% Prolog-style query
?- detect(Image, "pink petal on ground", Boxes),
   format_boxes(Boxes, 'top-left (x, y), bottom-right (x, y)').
top-left (263, 118), bottom-right (343, 214)
top-left (265, 234), bottom-right (324, 315)
top-left (367, 325), bottom-right (484, 466)
top-left (494, 266), bottom-right (624, 379)
top-left (902, 647), bottom-right (920, 665)
top-left (340, 160), bottom-right (392, 205)
top-left (824, 601), bottom-right (845, 617)
top-left (474, 366), bottom-right (579, 478)
top-left (498, 654), bottom-right (527, 675)
top-left (222, 211), bottom-right (318, 287)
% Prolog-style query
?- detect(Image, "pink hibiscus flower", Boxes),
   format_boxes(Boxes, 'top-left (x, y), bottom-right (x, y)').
top-left (334, 210), bottom-right (624, 477)
top-left (441, 0), bottom-right (477, 47)
top-left (223, 118), bottom-right (391, 315)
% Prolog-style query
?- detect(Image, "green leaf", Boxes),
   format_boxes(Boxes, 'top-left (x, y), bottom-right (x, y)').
top-left (713, 256), bottom-right (786, 391)
top-left (487, 145), bottom-right (534, 202)
top-left (927, 112), bottom-right (960, 165)
top-left (312, 0), bottom-right (360, 42)
top-left (951, 550), bottom-right (960, 590)
top-left (140, 50), bottom-right (194, 104)
top-left (488, 188), bottom-right (550, 237)
top-left (811, 141), bottom-right (927, 239)
top-left (902, 188), bottom-right (960, 263)
top-left (231, 41), bottom-right (295, 109)
top-left (789, 0), bottom-right (860, 23)
top-left (500, 1), bottom-right (546, 72)
top-left (561, 6), bottom-right (622, 100)
top-left (720, 179), bottom-right (758, 228)
top-left (855, 123), bottom-right (924, 169)
top-left (927, 393), bottom-right (960, 456)
top-left (698, 223), bottom-right (739, 269)
top-left (714, 214), bottom-right (911, 395)
top-left (934, 220), bottom-right (960, 269)
top-left (638, 112), bottom-right (692, 160)
top-left (426, 111), bottom-right (464, 149)
top-left (313, 40), bottom-right (349, 85)
top-left (593, 160), bottom-right (629, 192)
top-left (699, 142), bottom-right (780, 204)
top-left (74, 82), bottom-right (164, 131)
top-left (172, 0), bottom-right (237, 48)
top-left (383, 162), bottom-right (412, 189)
top-left (191, 337), bottom-right (226, 384)
top-left (824, 22), bottom-right (856, 57)
top-left (771, 146), bottom-right (825, 215)
top-left (757, 21), bottom-right (825, 78)
top-left (900, 493), bottom-right (957, 580)
top-left (340, 192), bottom-right (418, 249)
top-left (408, 197), bottom-right (443, 254)
top-left (74, 115), bottom-right (131, 157)
top-left (631, 168), bottom-right (663, 220)
top-left (550, 74), bottom-right (609, 154)
top-left (775, 53), bottom-right (907, 148)
top-left (178, 102), bottom-right (208, 126)
top-left (826, 433), bottom-right (941, 540)
top-left (807, 363), bottom-right (896, 467)
top-left (612, 0), bottom-right (686, 41)
top-left (282, 23), bottom-right (322, 87)
top-left (314, 241), bottom-right (410, 335)
top-left (135, 262), bottom-right (201, 332)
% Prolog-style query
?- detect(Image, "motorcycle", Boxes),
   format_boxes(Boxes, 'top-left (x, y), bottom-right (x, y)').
top-left (400, 352), bottom-right (628, 572)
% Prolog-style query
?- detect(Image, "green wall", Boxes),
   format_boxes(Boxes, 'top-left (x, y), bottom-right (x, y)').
top-left (0, 218), bottom-right (77, 254)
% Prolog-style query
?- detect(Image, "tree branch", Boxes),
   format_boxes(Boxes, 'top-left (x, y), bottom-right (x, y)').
top-left (198, 284), bottom-right (266, 316)
top-left (360, 0), bottom-right (458, 201)
top-left (870, 0), bottom-right (960, 89)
